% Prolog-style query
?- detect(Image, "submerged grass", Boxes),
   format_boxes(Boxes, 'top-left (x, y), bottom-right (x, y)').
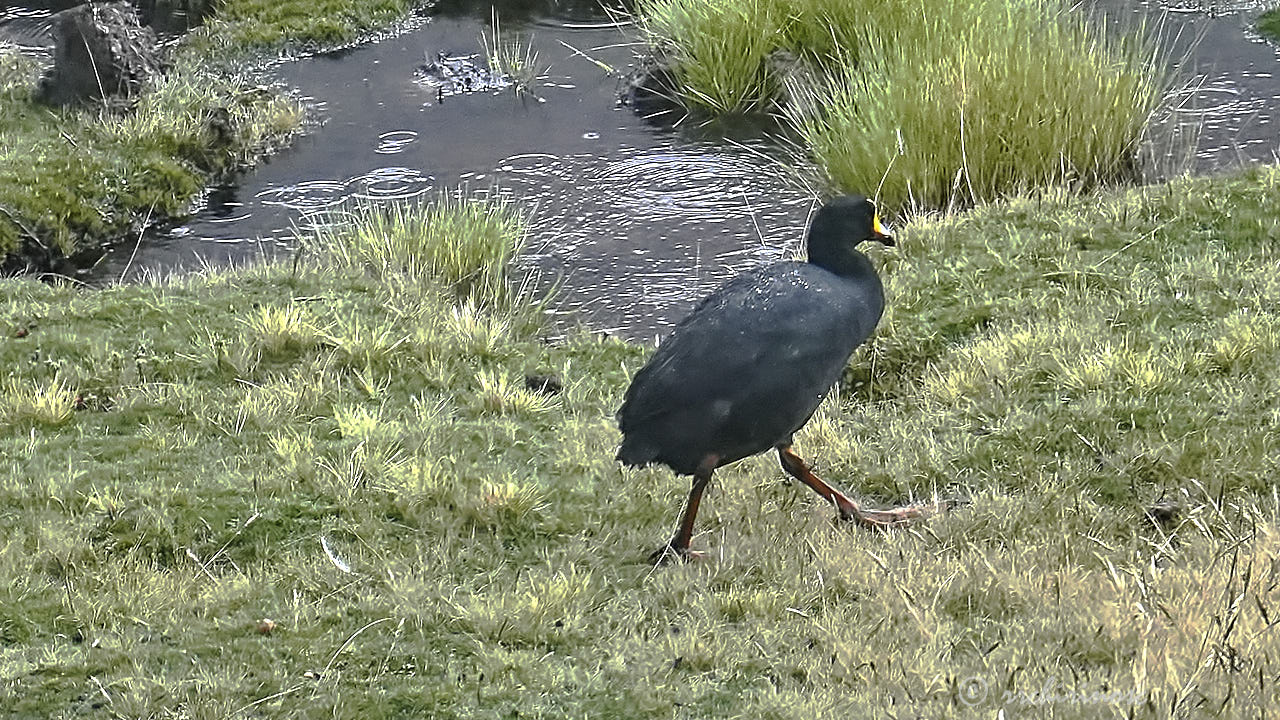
top-left (638, 0), bottom-right (1166, 212)
top-left (4, 170), bottom-right (1280, 716)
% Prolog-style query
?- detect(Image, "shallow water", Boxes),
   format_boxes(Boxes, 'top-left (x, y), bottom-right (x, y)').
top-left (1097, 0), bottom-right (1280, 172)
top-left (0, 1), bottom-right (61, 53)
top-left (4, 0), bottom-right (1280, 339)
top-left (79, 8), bottom-right (819, 339)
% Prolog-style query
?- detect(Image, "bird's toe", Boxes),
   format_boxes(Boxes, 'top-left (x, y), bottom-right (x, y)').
top-left (648, 543), bottom-right (704, 566)
top-left (841, 501), bottom-right (945, 530)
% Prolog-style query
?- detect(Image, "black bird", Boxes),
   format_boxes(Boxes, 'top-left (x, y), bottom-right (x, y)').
top-left (616, 194), bottom-right (935, 564)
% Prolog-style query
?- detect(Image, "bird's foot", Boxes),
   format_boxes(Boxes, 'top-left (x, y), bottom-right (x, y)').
top-left (836, 498), bottom-right (951, 530)
top-left (648, 542), bottom-right (705, 566)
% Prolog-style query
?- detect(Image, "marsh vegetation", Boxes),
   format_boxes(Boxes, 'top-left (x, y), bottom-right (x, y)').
top-left (0, 46), bottom-right (302, 269)
top-left (0, 0), bottom-right (427, 272)
top-left (481, 11), bottom-right (546, 96)
top-left (637, 0), bottom-right (1167, 212)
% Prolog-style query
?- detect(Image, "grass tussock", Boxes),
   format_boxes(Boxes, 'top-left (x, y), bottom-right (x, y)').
top-left (5, 172), bottom-right (1280, 715)
top-left (475, 368), bottom-right (558, 416)
top-left (241, 302), bottom-right (329, 357)
top-left (309, 192), bottom-right (528, 307)
top-left (638, 0), bottom-right (785, 111)
top-left (638, 0), bottom-right (1166, 212)
top-left (100, 60), bottom-right (304, 172)
top-left (0, 376), bottom-right (76, 428)
top-left (483, 11), bottom-right (546, 96)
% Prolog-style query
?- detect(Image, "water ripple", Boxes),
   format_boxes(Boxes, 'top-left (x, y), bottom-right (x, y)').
top-left (593, 149), bottom-right (794, 222)
top-left (480, 142), bottom-right (816, 338)
top-left (374, 130), bottom-right (419, 154)
top-left (254, 180), bottom-right (349, 213)
top-left (254, 167), bottom-right (435, 212)
top-left (349, 166), bottom-right (435, 201)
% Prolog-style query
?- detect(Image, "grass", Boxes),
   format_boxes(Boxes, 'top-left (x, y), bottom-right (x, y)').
top-left (1259, 7), bottom-right (1280, 42)
top-left (0, 49), bottom-right (302, 267)
top-left (0, 0), bottom-right (428, 271)
top-left (4, 168), bottom-right (1280, 716)
top-left (308, 191), bottom-right (530, 308)
top-left (637, 0), bottom-right (784, 112)
top-left (637, 0), bottom-right (1166, 213)
top-left (0, 376), bottom-right (75, 428)
top-left (482, 10), bottom-right (546, 97)
top-left (184, 0), bottom-right (417, 56)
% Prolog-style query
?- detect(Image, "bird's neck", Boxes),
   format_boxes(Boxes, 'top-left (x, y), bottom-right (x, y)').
top-left (808, 245), bottom-right (877, 280)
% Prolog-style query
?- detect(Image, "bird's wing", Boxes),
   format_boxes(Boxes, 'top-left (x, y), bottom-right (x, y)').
top-left (618, 265), bottom-right (878, 430)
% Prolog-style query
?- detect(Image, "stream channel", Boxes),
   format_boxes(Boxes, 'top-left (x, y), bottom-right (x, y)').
top-left (3, 0), bottom-right (1280, 340)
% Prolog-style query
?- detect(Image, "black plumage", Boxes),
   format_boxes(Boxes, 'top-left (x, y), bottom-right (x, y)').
top-left (617, 194), bottom-right (933, 563)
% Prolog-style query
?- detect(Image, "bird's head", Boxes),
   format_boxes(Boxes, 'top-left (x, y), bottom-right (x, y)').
top-left (806, 194), bottom-right (894, 273)
top-left (810, 194), bottom-right (893, 244)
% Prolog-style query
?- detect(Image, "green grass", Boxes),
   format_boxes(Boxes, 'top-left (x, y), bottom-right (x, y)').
top-left (308, 191), bottom-right (529, 308)
top-left (637, 0), bottom-right (785, 111)
top-left (482, 12), bottom-right (546, 97)
top-left (637, 0), bottom-right (1165, 213)
top-left (1259, 7), bottom-right (1280, 42)
top-left (0, 50), bottom-right (302, 265)
top-left (5, 170), bottom-right (1280, 716)
top-left (185, 0), bottom-right (417, 56)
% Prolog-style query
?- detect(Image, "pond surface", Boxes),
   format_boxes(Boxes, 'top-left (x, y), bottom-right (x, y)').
top-left (0, 0), bottom-right (204, 47)
top-left (4, 0), bottom-right (1280, 339)
top-left (120, 9), bottom-right (816, 340)
top-left (1098, 0), bottom-right (1280, 173)
top-left (8, 1), bottom-right (816, 339)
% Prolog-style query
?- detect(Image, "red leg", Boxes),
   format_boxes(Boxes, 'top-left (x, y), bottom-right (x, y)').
top-left (777, 445), bottom-right (936, 529)
top-left (650, 454), bottom-right (719, 565)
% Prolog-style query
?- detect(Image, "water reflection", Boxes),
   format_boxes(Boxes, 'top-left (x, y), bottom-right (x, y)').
top-left (498, 146), bottom-right (815, 337)
top-left (0, 2), bottom-right (59, 53)
top-left (0, 0), bottom-right (209, 47)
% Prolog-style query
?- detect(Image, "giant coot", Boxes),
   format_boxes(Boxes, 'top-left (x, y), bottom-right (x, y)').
top-left (617, 194), bottom-right (935, 564)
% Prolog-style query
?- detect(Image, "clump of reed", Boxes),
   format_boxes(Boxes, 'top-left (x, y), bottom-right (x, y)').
top-left (482, 10), bottom-right (545, 96)
top-left (637, 0), bottom-right (1167, 211)
top-left (308, 191), bottom-right (527, 308)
